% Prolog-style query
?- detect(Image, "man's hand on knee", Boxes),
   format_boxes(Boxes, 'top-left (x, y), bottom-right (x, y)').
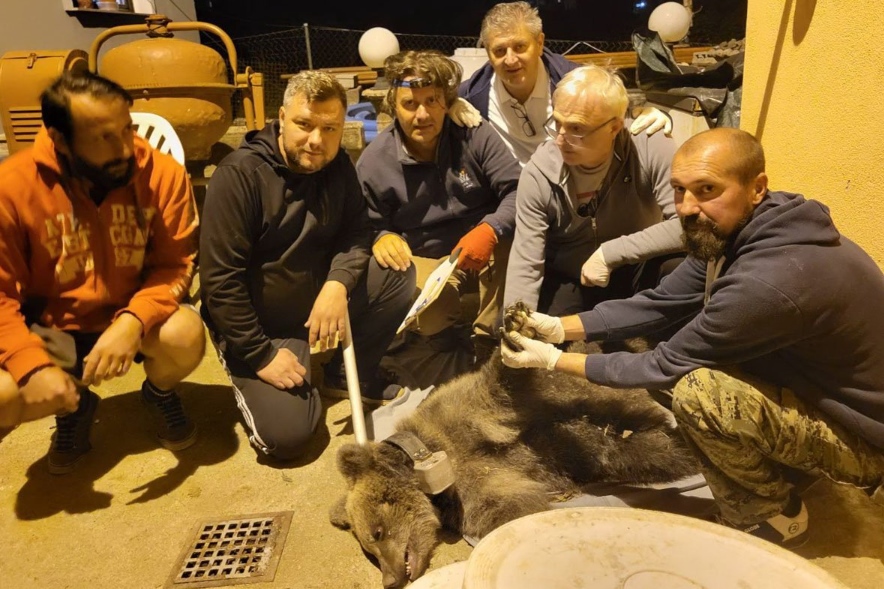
top-left (82, 313), bottom-right (143, 386)
top-left (256, 348), bottom-right (307, 390)
top-left (305, 280), bottom-right (348, 353)
top-left (20, 366), bottom-right (79, 416)
top-left (372, 233), bottom-right (413, 271)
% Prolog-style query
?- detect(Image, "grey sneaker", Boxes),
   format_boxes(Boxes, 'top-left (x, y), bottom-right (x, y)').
top-left (141, 382), bottom-right (197, 451)
top-left (719, 493), bottom-right (809, 548)
top-left (48, 389), bottom-right (100, 475)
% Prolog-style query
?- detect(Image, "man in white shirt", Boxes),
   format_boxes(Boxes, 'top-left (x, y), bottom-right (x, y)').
top-left (459, 1), bottom-right (670, 166)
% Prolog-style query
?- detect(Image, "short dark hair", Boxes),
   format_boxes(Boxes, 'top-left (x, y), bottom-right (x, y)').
top-left (40, 70), bottom-right (133, 143)
top-left (282, 70), bottom-right (348, 111)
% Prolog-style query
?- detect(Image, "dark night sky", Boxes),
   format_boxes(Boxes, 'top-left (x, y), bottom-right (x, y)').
top-left (192, 0), bottom-right (747, 44)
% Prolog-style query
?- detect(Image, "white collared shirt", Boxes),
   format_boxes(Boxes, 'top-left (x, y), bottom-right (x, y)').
top-left (487, 65), bottom-right (554, 166)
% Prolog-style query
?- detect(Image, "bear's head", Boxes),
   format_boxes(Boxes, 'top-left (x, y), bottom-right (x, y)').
top-left (330, 442), bottom-right (443, 588)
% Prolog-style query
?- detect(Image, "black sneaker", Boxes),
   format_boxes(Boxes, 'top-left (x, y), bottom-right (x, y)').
top-left (141, 382), bottom-right (197, 451)
top-left (719, 493), bottom-right (809, 548)
top-left (322, 370), bottom-right (404, 407)
top-left (48, 389), bottom-right (100, 475)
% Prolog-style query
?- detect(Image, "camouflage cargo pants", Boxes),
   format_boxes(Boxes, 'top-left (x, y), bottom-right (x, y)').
top-left (672, 367), bottom-right (884, 525)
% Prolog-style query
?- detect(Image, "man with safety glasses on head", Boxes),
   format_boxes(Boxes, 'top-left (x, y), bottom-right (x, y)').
top-left (356, 50), bottom-right (522, 370)
top-left (504, 65), bottom-right (684, 317)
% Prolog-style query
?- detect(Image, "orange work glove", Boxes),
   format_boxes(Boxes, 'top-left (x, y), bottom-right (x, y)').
top-left (454, 223), bottom-right (498, 272)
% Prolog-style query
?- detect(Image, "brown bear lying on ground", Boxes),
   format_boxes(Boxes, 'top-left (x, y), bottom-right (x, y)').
top-left (330, 307), bottom-right (699, 589)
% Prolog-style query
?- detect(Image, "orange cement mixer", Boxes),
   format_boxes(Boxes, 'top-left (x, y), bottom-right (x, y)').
top-left (90, 14), bottom-right (264, 161)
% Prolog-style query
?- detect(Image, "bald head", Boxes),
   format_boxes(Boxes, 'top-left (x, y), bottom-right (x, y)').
top-left (675, 128), bottom-right (766, 187)
top-left (672, 128), bottom-right (769, 260)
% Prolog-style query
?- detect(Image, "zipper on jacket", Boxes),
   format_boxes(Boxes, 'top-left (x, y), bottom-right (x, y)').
top-left (70, 179), bottom-right (113, 302)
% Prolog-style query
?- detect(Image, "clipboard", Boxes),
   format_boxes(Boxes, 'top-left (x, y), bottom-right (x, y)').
top-left (396, 248), bottom-right (461, 335)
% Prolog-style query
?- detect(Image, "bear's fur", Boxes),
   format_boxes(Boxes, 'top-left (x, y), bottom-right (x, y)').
top-left (330, 336), bottom-right (698, 588)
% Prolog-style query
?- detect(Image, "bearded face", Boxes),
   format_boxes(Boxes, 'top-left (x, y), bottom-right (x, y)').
top-left (681, 212), bottom-right (750, 262)
top-left (69, 152), bottom-right (136, 191)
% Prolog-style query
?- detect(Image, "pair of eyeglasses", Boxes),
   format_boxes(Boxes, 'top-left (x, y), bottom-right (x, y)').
top-left (545, 116), bottom-right (617, 147)
top-left (510, 102), bottom-right (536, 137)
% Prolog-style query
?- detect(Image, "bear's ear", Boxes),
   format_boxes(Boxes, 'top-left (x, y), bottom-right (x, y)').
top-left (336, 443), bottom-right (375, 485)
top-left (328, 495), bottom-right (351, 530)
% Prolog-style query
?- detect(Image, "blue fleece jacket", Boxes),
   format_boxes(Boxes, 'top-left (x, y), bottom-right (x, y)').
top-left (458, 47), bottom-right (578, 119)
top-left (578, 191), bottom-right (884, 450)
top-left (356, 119), bottom-right (521, 258)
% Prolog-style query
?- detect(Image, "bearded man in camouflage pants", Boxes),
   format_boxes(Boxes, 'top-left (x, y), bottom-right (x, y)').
top-left (500, 127), bottom-right (884, 547)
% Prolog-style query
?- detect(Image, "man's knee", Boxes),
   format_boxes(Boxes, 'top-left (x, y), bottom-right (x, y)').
top-left (0, 370), bottom-right (18, 402)
top-left (673, 367), bottom-right (767, 440)
top-left (0, 370), bottom-right (22, 427)
top-left (363, 258), bottom-right (416, 313)
top-left (144, 306), bottom-right (206, 368)
top-left (380, 259), bottom-right (416, 303)
top-left (671, 368), bottom-right (721, 424)
top-left (254, 420), bottom-right (316, 461)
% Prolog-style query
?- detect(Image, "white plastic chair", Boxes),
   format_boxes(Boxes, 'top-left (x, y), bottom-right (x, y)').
top-left (131, 111), bottom-right (186, 165)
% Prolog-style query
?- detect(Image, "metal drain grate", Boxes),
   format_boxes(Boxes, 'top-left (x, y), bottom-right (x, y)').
top-left (166, 511), bottom-right (293, 588)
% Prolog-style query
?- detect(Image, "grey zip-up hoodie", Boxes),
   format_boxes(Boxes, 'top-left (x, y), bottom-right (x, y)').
top-left (199, 121), bottom-right (372, 371)
top-left (580, 192), bottom-right (884, 450)
top-left (504, 127), bottom-right (682, 311)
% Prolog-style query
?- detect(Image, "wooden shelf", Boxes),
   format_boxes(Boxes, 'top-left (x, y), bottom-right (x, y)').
top-left (64, 6), bottom-right (155, 26)
top-left (65, 8), bottom-right (152, 16)
top-left (566, 46), bottom-right (712, 70)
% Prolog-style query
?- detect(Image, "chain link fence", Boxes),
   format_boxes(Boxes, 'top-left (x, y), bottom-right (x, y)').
top-left (202, 25), bottom-right (693, 121)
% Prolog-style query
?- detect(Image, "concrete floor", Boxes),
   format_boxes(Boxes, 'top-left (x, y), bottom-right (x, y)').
top-left (2, 339), bottom-right (884, 588)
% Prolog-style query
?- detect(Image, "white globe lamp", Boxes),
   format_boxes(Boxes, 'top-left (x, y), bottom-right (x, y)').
top-left (359, 27), bottom-right (400, 90)
top-left (648, 2), bottom-right (692, 43)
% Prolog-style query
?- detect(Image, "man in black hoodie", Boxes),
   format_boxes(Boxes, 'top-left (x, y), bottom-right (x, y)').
top-left (200, 71), bottom-right (414, 460)
top-left (501, 128), bottom-right (884, 547)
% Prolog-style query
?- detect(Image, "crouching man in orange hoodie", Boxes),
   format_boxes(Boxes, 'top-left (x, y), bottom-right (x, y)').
top-left (0, 71), bottom-right (205, 474)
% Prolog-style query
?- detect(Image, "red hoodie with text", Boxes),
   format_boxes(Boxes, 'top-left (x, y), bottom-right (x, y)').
top-left (0, 128), bottom-right (198, 383)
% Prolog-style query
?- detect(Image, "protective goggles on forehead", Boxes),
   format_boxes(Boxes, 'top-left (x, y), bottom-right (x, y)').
top-left (392, 77), bottom-right (434, 89)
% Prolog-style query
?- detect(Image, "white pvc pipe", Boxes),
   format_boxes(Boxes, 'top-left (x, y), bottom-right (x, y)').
top-left (342, 310), bottom-right (368, 445)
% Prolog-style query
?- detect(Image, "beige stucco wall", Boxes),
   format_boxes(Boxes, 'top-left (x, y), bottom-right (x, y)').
top-left (0, 1), bottom-right (199, 56)
top-left (742, 0), bottom-right (884, 268)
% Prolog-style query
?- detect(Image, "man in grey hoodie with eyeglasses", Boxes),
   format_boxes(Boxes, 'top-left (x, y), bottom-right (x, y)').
top-left (504, 64), bottom-right (684, 316)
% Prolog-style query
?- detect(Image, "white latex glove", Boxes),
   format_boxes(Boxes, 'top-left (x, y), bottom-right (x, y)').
top-left (449, 97), bottom-right (482, 128)
top-left (522, 311), bottom-right (566, 344)
top-left (501, 331), bottom-right (563, 371)
top-left (581, 247), bottom-right (611, 287)
top-left (629, 106), bottom-right (672, 137)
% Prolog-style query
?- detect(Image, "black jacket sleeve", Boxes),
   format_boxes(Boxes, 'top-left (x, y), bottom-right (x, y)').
top-left (199, 164), bottom-right (276, 371)
top-left (326, 156), bottom-right (372, 291)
